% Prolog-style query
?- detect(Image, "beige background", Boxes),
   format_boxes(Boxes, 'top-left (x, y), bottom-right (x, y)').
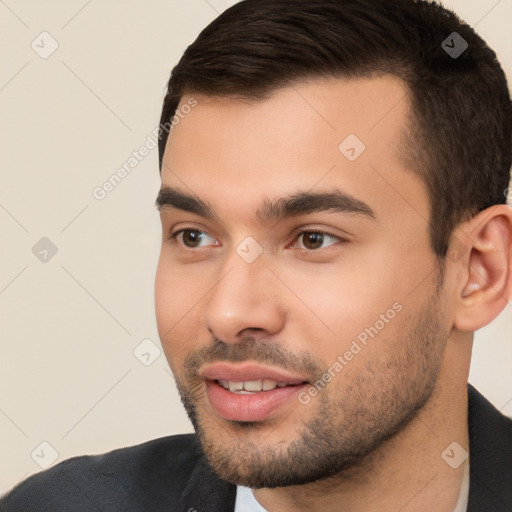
top-left (0, 0), bottom-right (511, 494)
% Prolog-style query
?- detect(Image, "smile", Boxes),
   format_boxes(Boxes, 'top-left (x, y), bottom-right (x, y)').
top-left (217, 379), bottom-right (293, 393)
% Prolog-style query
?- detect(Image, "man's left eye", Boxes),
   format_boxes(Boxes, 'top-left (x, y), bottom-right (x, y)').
top-left (292, 231), bottom-right (341, 251)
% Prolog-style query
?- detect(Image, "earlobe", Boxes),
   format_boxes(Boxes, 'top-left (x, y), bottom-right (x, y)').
top-left (453, 205), bottom-right (512, 332)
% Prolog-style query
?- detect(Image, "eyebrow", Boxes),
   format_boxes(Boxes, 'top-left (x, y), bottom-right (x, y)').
top-left (155, 186), bottom-right (376, 223)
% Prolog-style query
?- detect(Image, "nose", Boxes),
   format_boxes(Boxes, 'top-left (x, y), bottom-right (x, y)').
top-left (201, 251), bottom-right (286, 344)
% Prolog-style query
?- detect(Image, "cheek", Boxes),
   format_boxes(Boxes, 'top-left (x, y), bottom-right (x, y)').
top-left (155, 256), bottom-right (190, 364)
top-left (154, 256), bottom-right (176, 333)
top-left (155, 255), bottom-right (213, 367)
top-left (155, 253), bottom-right (206, 327)
top-left (276, 261), bottom-right (419, 378)
top-left (275, 257), bottom-right (402, 339)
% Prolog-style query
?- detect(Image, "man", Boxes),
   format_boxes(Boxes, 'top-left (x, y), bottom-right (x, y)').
top-left (1, 0), bottom-right (511, 510)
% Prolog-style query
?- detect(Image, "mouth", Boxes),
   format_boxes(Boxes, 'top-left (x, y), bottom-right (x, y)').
top-left (216, 378), bottom-right (299, 394)
top-left (200, 363), bottom-right (310, 422)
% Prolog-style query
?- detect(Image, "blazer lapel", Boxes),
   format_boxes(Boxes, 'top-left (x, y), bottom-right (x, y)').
top-left (178, 456), bottom-right (237, 512)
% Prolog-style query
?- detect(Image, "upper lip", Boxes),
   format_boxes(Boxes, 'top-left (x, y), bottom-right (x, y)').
top-left (200, 362), bottom-right (309, 384)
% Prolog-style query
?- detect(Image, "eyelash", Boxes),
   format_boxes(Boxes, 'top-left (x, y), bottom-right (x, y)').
top-left (168, 227), bottom-right (342, 251)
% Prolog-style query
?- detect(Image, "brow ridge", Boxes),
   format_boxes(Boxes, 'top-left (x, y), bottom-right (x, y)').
top-left (155, 186), bottom-right (376, 223)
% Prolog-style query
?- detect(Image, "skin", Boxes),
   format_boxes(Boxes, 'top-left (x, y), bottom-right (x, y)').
top-left (155, 75), bottom-right (512, 512)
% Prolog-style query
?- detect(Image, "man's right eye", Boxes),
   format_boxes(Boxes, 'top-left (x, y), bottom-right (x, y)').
top-left (170, 228), bottom-right (219, 249)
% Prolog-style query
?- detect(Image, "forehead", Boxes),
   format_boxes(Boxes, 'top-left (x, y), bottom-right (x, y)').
top-left (161, 75), bottom-right (428, 227)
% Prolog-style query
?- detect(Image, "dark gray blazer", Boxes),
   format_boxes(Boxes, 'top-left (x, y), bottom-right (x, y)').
top-left (1, 384), bottom-right (511, 511)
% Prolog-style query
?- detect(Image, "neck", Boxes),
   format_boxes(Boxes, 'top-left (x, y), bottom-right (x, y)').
top-left (254, 345), bottom-right (471, 512)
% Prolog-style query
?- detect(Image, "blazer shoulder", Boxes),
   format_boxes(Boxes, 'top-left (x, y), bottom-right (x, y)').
top-left (467, 384), bottom-right (512, 511)
top-left (0, 433), bottom-right (202, 512)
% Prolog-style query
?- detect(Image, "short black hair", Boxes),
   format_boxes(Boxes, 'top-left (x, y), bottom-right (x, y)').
top-left (158, 0), bottom-right (512, 258)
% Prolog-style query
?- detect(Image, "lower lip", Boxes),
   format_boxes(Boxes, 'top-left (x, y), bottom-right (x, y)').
top-left (205, 380), bottom-right (307, 422)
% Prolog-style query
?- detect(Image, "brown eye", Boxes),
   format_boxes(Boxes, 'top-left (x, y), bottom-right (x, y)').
top-left (172, 229), bottom-right (216, 248)
top-left (182, 230), bottom-right (203, 248)
top-left (296, 231), bottom-right (340, 250)
top-left (302, 232), bottom-right (324, 250)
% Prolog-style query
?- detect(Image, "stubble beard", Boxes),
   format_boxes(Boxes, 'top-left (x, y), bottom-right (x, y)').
top-left (174, 290), bottom-right (448, 489)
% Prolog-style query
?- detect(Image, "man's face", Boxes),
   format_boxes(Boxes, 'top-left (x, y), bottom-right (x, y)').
top-left (155, 76), bottom-right (452, 487)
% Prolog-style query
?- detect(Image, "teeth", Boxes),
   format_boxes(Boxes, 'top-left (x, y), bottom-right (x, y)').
top-left (218, 379), bottom-right (292, 393)
top-left (263, 379), bottom-right (277, 390)
top-left (243, 380), bottom-right (263, 391)
top-left (228, 381), bottom-right (244, 392)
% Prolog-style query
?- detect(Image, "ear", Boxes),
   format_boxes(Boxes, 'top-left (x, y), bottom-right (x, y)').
top-left (453, 204), bottom-right (512, 332)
